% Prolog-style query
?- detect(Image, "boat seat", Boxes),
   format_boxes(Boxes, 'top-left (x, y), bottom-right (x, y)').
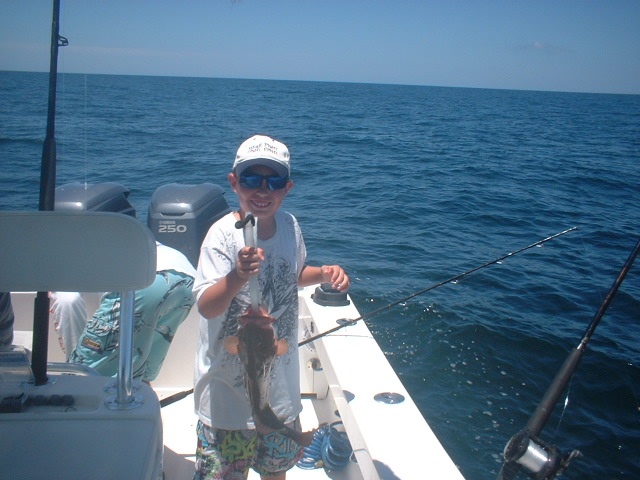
top-left (0, 211), bottom-right (155, 293)
top-left (0, 211), bottom-right (163, 480)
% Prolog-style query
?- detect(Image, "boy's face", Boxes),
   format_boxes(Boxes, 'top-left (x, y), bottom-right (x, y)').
top-left (228, 164), bottom-right (293, 220)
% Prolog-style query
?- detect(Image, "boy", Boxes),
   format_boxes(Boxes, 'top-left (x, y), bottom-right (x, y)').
top-left (193, 135), bottom-right (349, 480)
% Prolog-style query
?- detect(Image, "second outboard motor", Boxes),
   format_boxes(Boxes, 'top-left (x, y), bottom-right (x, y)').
top-left (148, 183), bottom-right (231, 267)
top-left (55, 182), bottom-right (136, 217)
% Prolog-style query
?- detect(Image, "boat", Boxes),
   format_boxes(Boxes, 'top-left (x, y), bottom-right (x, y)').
top-left (2, 195), bottom-right (465, 480)
top-left (0, 2), bottom-right (465, 478)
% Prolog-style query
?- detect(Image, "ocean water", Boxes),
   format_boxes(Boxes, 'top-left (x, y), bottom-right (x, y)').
top-left (1, 71), bottom-right (639, 479)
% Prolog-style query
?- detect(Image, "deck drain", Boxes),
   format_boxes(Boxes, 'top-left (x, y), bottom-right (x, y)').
top-left (374, 392), bottom-right (405, 404)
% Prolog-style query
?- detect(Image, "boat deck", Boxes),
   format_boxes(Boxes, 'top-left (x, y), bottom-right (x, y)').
top-left (161, 393), bottom-right (356, 480)
top-left (9, 286), bottom-right (464, 479)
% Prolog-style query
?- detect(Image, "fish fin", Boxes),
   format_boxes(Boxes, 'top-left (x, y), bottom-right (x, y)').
top-left (276, 339), bottom-right (288, 356)
top-left (224, 336), bottom-right (239, 355)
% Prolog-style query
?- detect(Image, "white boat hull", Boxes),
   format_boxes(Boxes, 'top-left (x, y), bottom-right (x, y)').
top-left (8, 286), bottom-right (464, 479)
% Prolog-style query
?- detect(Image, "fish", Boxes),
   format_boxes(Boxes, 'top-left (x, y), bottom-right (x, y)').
top-left (225, 306), bottom-right (316, 447)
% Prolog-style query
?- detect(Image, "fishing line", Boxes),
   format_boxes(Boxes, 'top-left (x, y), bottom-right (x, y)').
top-left (160, 227), bottom-right (577, 408)
top-left (83, 73), bottom-right (88, 187)
top-left (299, 227), bottom-right (577, 347)
top-left (552, 381), bottom-right (572, 440)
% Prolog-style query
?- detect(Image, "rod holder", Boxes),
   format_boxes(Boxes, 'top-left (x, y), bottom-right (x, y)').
top-left (106, 290), bottom-right (143, 410)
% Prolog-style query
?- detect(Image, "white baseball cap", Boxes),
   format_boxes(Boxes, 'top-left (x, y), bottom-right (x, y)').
top-left (233, 135), bottom-right (290, 177)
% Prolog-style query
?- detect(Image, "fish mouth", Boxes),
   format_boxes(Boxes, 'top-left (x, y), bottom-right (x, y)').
top-left (238, 312), bottom-right (275, 328)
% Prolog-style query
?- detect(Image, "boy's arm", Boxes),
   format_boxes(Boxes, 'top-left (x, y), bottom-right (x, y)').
top-left (197, 269), bottom-right (246, 319)
top-left (197, 246), bottom-right (264, 319)
top-left (299, 265), bottom-right (350, 292)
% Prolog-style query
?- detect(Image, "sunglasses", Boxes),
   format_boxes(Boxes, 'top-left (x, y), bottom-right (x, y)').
top-left (238, 173), bottom-right (289, 190)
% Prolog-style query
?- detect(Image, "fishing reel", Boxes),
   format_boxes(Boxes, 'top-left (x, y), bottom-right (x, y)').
top-left (503, 430), bottom-right (581, 479)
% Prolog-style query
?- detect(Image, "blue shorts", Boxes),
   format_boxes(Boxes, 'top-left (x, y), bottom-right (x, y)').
top-left (194, 420), bottom-right (304, 479)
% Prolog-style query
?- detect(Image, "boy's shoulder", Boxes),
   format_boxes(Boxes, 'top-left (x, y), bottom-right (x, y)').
top-left (202, 211), bottom-right (238, 243)
top-left (212, 211), bottom-right (238, 230)
top-left (276, 210), bottom-right (299, 228)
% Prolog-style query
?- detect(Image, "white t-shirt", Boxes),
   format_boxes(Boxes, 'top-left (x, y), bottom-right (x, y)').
top-left (193, 210), bottom-right (306, 430)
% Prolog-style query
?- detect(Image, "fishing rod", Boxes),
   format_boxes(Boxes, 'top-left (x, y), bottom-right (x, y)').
top-left (498, 236), bottom-right (640, 480)
top-left (33, 0), bottom-right (68, 386)
top-left (39, 0), bottom-right (67, 212)
top-left (299, 227), bottom-right (577, 347)
top-left (160, 227), bottom-right (576, 409)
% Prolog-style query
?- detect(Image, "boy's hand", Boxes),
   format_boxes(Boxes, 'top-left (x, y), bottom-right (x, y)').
top-left (321, 265), bottom-right (350, 292)
top-left (236, 246), bottom-right (265, 281)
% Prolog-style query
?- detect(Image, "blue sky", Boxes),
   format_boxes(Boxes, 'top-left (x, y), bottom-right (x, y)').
top-left (1, 0), bottom-right (639, 94)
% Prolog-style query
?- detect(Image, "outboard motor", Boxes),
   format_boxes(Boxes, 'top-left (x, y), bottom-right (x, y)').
top-left (55, 182), bottom-right (136, 217)
top-left (148, 183), bottom-right (231, 267)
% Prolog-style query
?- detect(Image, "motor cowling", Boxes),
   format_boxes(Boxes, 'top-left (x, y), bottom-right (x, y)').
top-left (148, 183), bottom-right (231, 267)
top-left (55, 182), bottom-right (136, 217)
